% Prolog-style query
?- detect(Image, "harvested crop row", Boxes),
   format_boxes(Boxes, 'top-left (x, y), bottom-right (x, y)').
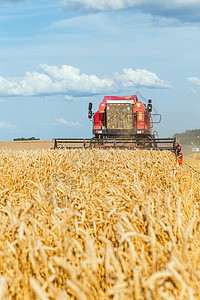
top-left (0, 149), bottom-right (199, 299)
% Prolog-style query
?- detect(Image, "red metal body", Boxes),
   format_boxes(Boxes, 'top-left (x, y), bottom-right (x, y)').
top-left (94, 112), bottom-right (101, 129)
top-left (92, 95), bottom-right (152, 138)
top-left (133, 101), bottom-right (149, 131)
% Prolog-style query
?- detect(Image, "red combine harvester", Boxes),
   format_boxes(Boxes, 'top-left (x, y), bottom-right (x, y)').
top-left (91, 95), bottom-right (156, 139)
top-left (53, 94), bottom-right (183, 164)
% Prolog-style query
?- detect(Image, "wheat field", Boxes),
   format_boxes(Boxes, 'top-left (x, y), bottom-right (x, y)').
top-left (0, 148), bottom-right (199, 299)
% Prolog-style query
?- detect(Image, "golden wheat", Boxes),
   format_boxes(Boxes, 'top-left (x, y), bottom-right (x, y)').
top-left (0, 149), bottom-right (199, 299)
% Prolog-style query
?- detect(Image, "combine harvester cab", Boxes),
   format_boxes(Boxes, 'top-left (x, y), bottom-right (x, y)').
top-left (54, 94), bottom-right (183, 165)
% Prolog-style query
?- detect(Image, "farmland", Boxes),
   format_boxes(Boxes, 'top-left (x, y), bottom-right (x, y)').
top-left (0, 140), bottom-right (52, 151)
top-left (0, 148), bottom-right (199, 299)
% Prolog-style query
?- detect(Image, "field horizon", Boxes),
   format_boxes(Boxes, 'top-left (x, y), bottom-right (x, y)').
top-left (0, 140), bottom-right (53, 151)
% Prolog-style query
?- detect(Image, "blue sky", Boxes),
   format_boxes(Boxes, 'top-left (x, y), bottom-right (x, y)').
top-left (0, 0), bottom-right (200, 140)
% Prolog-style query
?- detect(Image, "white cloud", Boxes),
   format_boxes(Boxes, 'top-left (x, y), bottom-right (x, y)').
top-left (188, 77), bottom-right (200, 86)
top-left (0, 122), bottom-right (17, 130)
top-left (115, 68), bottom-right (172, 88)
top-left (60, 0), bottom-right (200, 10)
top-left (0, 65), bottom-right (115, 97)
top-left (60, 0), bottom-right (200, 22)
top-left (53, 118), bottom-right (81, 127)
top-left (0, 64), bottom-right (171, 98)
top-left (64, 95), bottom-right (77, 101)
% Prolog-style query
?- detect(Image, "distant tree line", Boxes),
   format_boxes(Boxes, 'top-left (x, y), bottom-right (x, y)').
top-left (173, 129), bottom-right (200, 146)
top-left (13, 137), bottom-right (40, 141)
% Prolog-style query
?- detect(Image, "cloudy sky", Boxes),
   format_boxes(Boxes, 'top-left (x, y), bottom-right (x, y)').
top-left (0, 0), bottom-right (200, 140)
